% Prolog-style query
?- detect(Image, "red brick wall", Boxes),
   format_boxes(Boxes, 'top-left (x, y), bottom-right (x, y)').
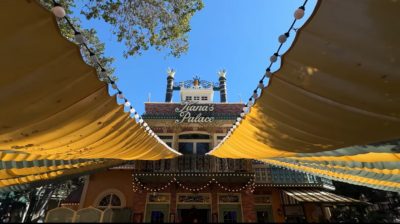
top-left (241, 191), bottom-right (256, 222)
top-left (82, 171), bottom-right (290, 223)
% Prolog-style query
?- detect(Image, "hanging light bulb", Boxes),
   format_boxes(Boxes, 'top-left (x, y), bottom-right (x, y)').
top-left (74, 31), bottom-right (84, 44)
top-left (89, 51), bottom-right (99, 65)
top-left (124, 100), bottom-right (131, 107)
top-left (235, 121), bottom-right (240, 126)
top-left (294, 6), bottom-right (305, 20)
top-left (258, 80), bottom-right (264, 89)
top-left (265, 68), bottom-right (273, 78)
top-left (240, 112), bottom-right (245, 117)
top-left (110, 81), bottom-right (118, 90)
top-left (51, 3), bottom-right (66, 18)
top-left (253, 90), bottom-right (258, 99)
top-left (143, 123), bottom-right (148, 127)
top-left (236, 117), bottom-right (242, 122)
top-left (270, 53), bottom-right (279, 63)
top-left (278, 32), bottom-right (289, 44)
top-left (99, 68), bottom-right (107, 81)
top-left (248, 98), bottom-right (254, 107)
top-left (130, 107), bottom-right (136, 114)
top-left (139, 118), bottom-right (144, 124)
top-left (134, 112), bottom-right (139, 119)
top-left (117, 91), bottom-right (124, 99)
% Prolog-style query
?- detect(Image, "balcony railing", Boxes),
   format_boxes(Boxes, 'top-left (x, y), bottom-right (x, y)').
top-left (134, 155), bottom-right (252, 173)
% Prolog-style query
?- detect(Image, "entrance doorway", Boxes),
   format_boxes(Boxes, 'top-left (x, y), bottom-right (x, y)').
top-left (178, 208), bottom-right (210, 223)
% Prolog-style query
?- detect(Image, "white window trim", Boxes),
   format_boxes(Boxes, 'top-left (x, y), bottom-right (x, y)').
top-left (94, 189), bottom-right (126, 209)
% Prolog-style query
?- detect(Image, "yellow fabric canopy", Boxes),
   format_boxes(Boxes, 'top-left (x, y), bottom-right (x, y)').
top-left (209, 0), bottom-right (400, 192)
top-left (0, 0), bottom-right (180, 190)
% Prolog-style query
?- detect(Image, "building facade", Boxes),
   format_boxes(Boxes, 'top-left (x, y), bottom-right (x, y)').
top-left (46, 71), bottom-right (362, 223)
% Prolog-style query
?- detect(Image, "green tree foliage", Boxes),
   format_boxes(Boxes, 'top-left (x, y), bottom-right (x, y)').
top-left (40, 0), bottom-right (203, 80)
top-left (0, 178), bottom-right (83, 223)
top-left (81, 0), bottom-right (204, 57)
top-left (40, 0), bottom-right (115, 80)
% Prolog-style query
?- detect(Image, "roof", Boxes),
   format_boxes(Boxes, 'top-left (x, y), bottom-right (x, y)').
top-left (144, 102), bottom-right (244, 116)
top-left (282, 189), bottom-right (365, 204)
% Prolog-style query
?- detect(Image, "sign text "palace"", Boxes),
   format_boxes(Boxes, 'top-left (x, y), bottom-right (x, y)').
top-left (175, 102), bottom-right (215, 123)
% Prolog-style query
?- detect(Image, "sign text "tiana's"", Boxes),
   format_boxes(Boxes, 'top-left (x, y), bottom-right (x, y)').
top-left (175, 102), bottom-right (215, 123)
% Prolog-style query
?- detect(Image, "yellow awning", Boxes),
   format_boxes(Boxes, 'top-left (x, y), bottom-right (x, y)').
top-left (209, 0), bottom-right (400, 192)
top-left (0, 0), bottom-right (180, 190)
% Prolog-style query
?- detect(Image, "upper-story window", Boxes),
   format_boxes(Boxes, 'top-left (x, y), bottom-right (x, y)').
top-left (186, 96), bottom-right (192, 101)
top-left (201, 96), bottom-right (208, 101)
top-left (216, 135), bottom-right (225, 143)
top-left (193, 96), bottom-right (200, 101)
top-left (159, 135), bottom-right (173, 147)
top-left (178, 134), bottom-right (210, 155)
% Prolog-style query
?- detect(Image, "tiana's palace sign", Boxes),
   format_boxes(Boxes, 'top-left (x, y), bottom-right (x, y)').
top-left (175, 102), bottom-right (215, 123)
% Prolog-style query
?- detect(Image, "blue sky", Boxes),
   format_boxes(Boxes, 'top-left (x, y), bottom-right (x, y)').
top-left (72, 0), bottom-right (317, 114)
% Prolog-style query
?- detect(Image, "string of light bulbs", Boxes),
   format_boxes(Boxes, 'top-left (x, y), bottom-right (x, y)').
top-left (48, 1), bottom-right (170, 147)
top-left (132, 176), bottom-right (256, 193)
top-left (215, 0), bottom-right (309, 149)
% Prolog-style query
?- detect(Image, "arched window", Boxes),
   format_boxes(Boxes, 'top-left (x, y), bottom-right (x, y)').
top-left (97, 193), bottom-right (121, 208)
top-left (95, 189), bottom-right (126, 209)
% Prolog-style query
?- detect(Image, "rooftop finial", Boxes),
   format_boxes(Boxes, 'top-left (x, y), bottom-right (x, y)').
top-left (218, 69), bottom-right (226, 78)
top-left (167, 67), bottom-right (175, 78)
top-left (193, 75), bottom-right (200, 87)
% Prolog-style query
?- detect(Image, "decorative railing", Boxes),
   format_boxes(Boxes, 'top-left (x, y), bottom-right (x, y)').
top-left (252, 163), bottom-right (333, 188)
top-left (134, 155), bottom-right (252, 173)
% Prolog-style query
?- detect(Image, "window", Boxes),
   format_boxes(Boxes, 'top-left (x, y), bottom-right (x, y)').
top-left (216, 135), bottom-right (225, 145)
top-left (159, 135), bottom-right (173, 148)
top-left (257, 211), bottom-right (270, 223)
top-left (186, 96), bottom-right (192, 101)
top-left (98, 194), bottom-right (121, 208)
top-left (217, 136), bottom-right (225, 140)
top-left (196, 143), bottom-right (210, 155)
top-left (179, 134), bottom-right (209, 140)
top-left (201, 96), bottom-right (208, 101)
top-left (151, 211), bottom-right (164, 223)
top-left (194, 96), bottom-right (200, 101)
top-left (223, 211), bottom-right (237, 223)
top-left (178, 134), bottom-right (210, 155)
top-left (178, 142), bottom-right (194, 155)
top-left (255, 168), bottom-right (272, 183)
